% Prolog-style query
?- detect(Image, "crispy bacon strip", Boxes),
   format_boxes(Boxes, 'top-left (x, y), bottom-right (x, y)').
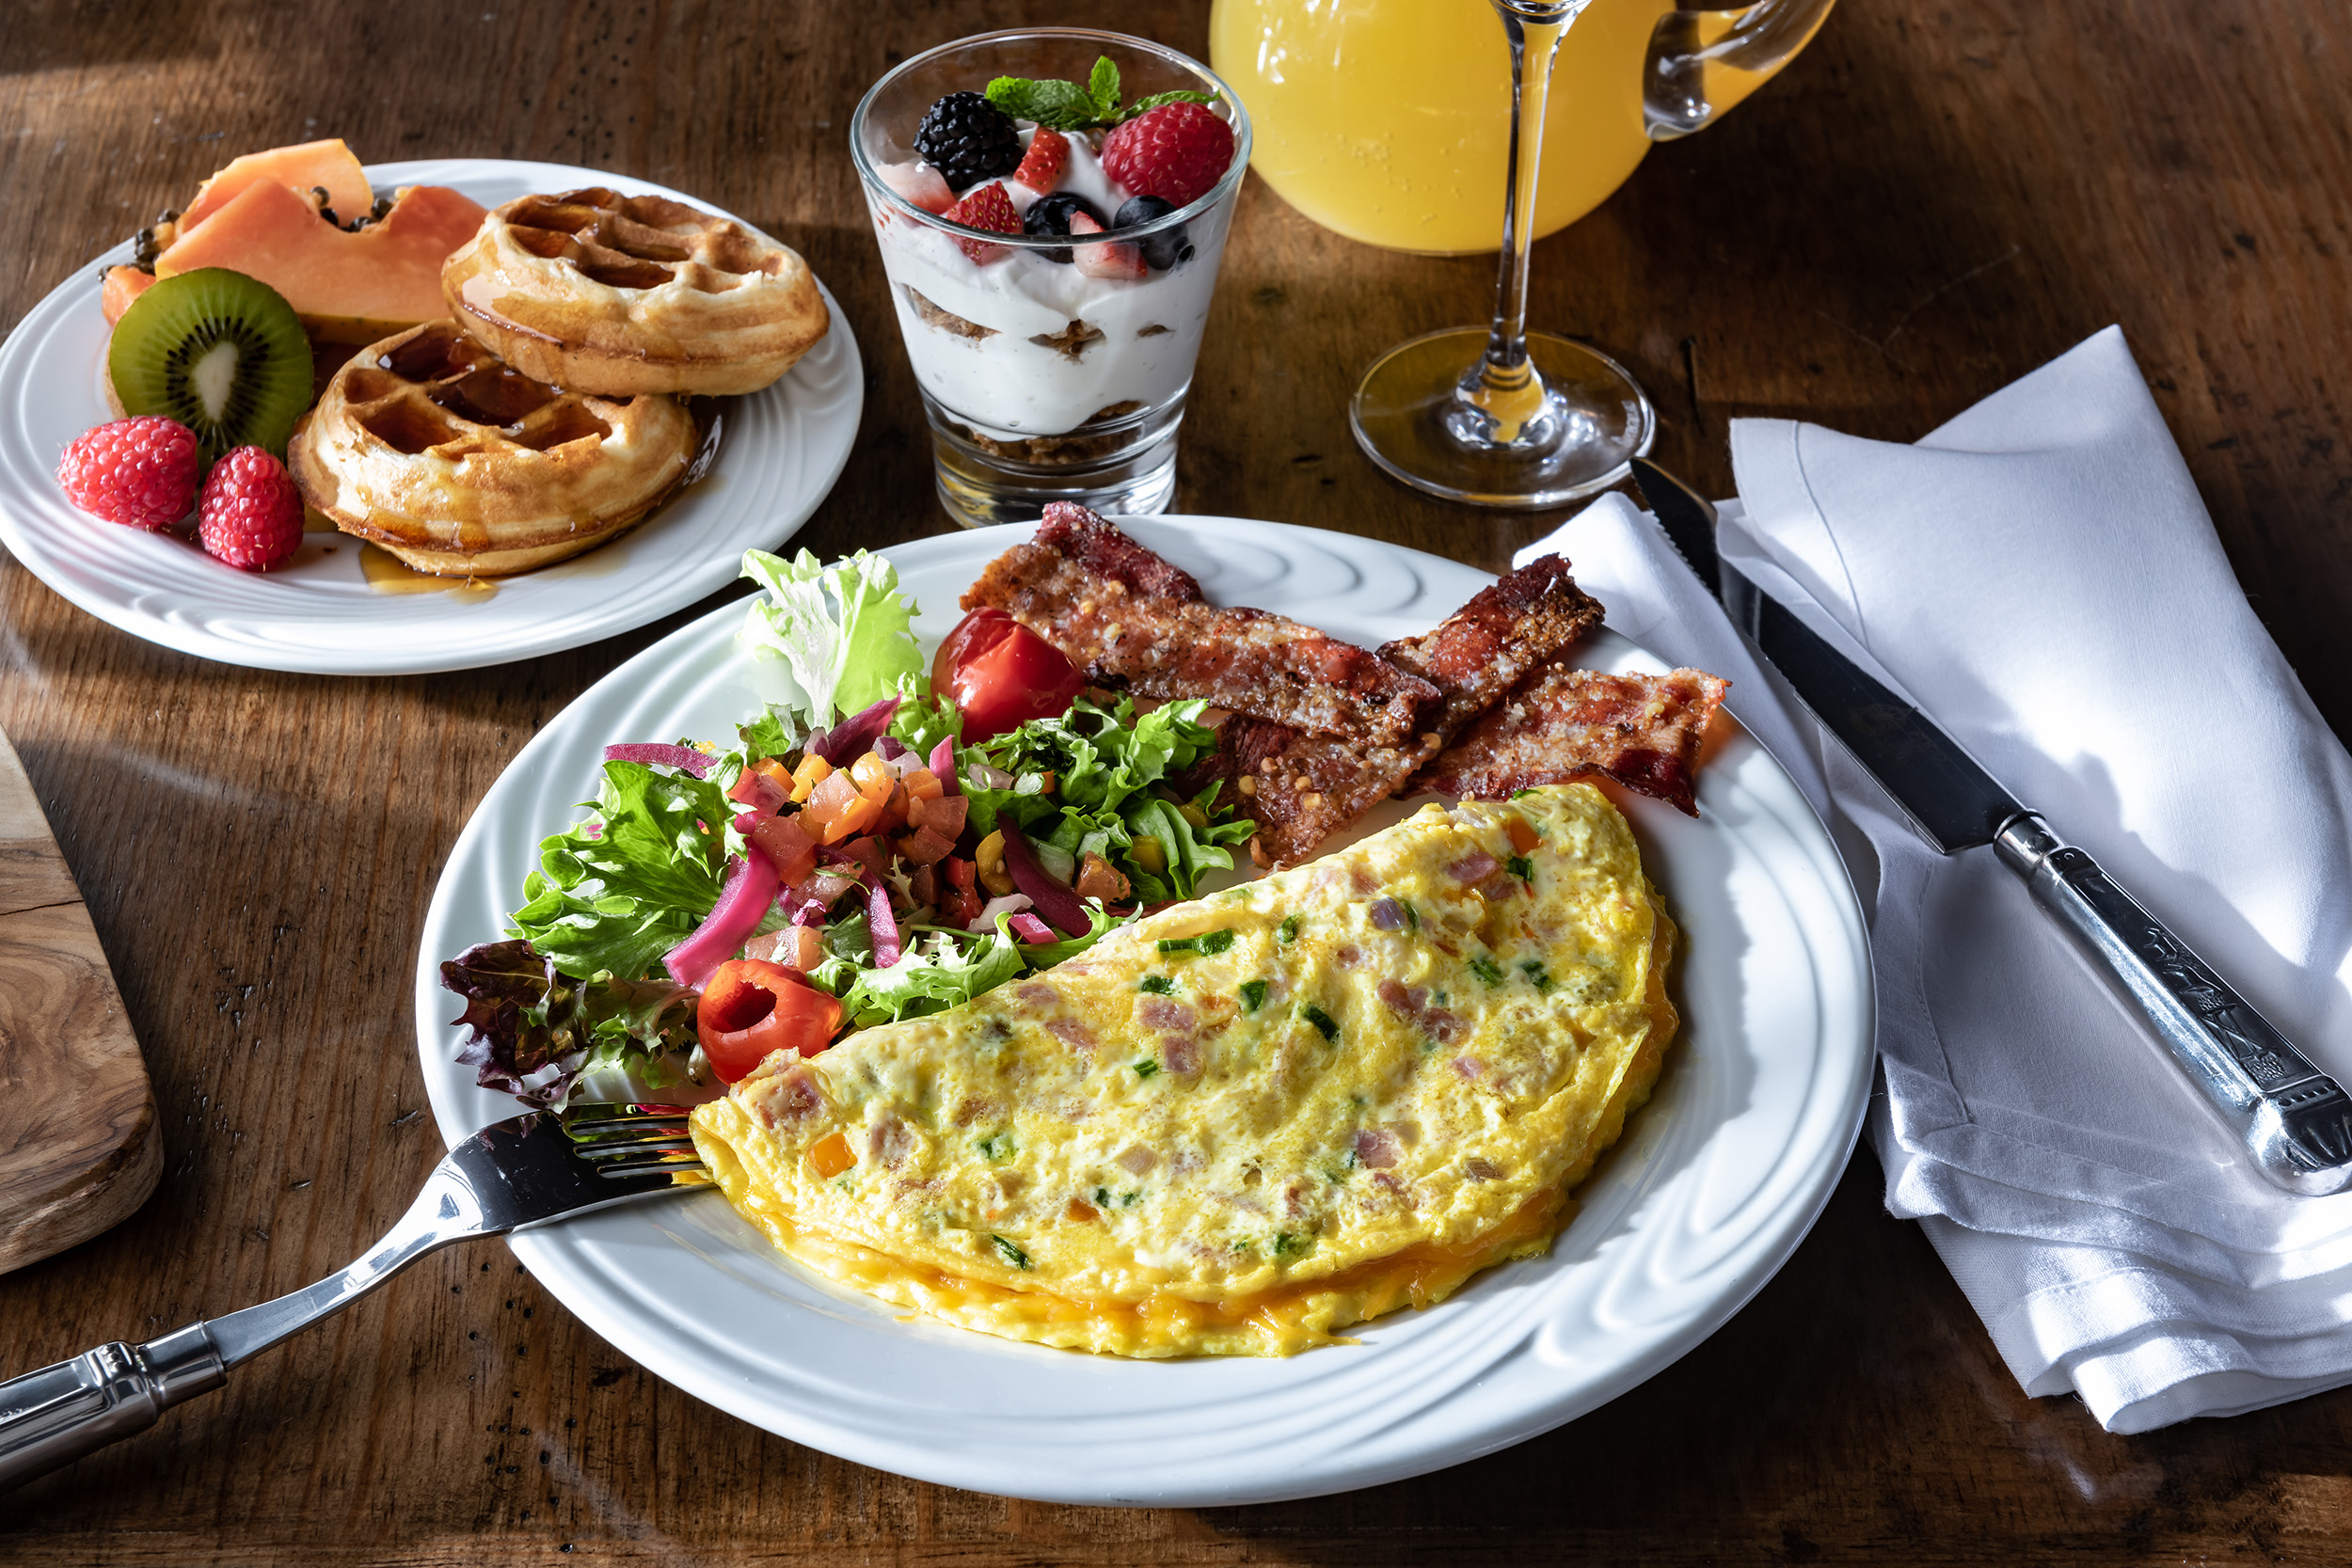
top-left (1414, 666), bottom-right (1730, 816)
top-left (1172, 718), bottom-right (1425, 869)
top-left (961, 503), bottom-right (1439, 749)
top-left (1377, 554), bottom-right (1605, 738)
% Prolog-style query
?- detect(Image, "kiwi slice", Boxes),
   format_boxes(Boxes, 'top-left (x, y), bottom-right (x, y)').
top-left (109, 267), bottom-right (312, 465)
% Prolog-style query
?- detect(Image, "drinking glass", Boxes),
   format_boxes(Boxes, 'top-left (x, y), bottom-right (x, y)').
top-left (1348, 0), bottom-right (1653, 508)
top-left (850, 30), bottom-right (1250, 528)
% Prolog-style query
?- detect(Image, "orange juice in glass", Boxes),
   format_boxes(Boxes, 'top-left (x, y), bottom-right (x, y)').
top-left (1209, 0), bottom-right (1836, 254)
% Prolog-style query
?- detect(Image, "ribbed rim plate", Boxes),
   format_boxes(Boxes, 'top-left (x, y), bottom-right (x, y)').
top-left (413, 518), bottom-right (1874, 1505)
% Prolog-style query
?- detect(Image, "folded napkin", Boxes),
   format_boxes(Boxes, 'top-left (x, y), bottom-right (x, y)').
top-left (1518, 325), bottom-right (2352, 1433)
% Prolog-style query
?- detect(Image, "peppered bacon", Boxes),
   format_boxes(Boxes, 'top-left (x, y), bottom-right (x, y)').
top-left (1172, 718), bottom-right (1426, 868)
top-left (1415, 666), bottom-right (1730, 816)
top-left (961, 504), bottom-right (1440, 749)
top-left (1377, 554), bottom-right (1606, 739)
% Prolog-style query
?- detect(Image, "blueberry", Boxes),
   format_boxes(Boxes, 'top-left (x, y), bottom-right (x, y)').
top-left (1022, 192), bottom-right (1108, 265)
top-left (1113, 195), bottom-right (1191, 271)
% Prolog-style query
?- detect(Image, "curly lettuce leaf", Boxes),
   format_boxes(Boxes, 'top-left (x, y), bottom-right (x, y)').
top-left (738, 548), bottom-right (924, 733)
top-left (837, 927), bottom-right (1026, 1025)
top-left (506, 760), bottom-right (731, 982)
top-left (888, 682), bottom-right (961, 762)
top-left (443, 939), bottom-right (699, 1110)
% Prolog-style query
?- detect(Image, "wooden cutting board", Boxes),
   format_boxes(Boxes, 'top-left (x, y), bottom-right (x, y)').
top-left (0, 721), bottom-right (158, 1274)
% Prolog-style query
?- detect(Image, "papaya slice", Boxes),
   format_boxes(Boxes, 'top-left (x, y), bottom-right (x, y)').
top-left (178, 138), bottom-right (376, 234)
top-left (155, 182), bottom-right (489, 343)
top-left (101, 265), bottom-right (156, 326)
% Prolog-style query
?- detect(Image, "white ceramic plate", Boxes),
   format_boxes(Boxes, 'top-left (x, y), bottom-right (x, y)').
top-left (412, 518), bottom-right (1874, 1506)
top-left (0, 158), bottom-right (862, 675)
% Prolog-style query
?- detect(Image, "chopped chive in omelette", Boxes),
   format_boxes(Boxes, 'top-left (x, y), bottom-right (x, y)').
top-left (1470, 956), bottom-right (1504, 987)
top-left (1520, 959), bottom-right (1554, 993)
top-left (1300, 1002), bottom-right (1339, 1041)
top-left (1158, 927), bottom-right (1235, 957)
top-left (1138, 974), bottom-right (1174, 994)
top-left (1506, 854), bottom-right (1535, 882)
top-left (977, 1132), bottom-right (1016, 1161)
top-left (1278, 915), bottom-right (1301, 943)
top-left (1238, 978), bottom-right (1268, 1012)
top-left (992, 1235), bottom-right (1032, 1270)
top-left (1134, 1060), bottom-right (1161, 1078)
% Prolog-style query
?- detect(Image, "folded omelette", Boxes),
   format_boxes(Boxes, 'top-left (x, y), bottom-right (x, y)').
top-left (690, 784), bottom-right (1677, 1357)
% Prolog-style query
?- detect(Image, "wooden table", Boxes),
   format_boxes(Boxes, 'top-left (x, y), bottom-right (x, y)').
top-left (4, 1), bottom-right (2347, 1560)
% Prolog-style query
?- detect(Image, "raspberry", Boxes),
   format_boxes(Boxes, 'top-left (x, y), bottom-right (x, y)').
top-left (913, 92), bottom-right (1022, 192)
top-left (56, 416), bottom-right (199, 531)
top-left (197, 446), bottom-right (304, 571)
top-left (943, 182), bottom-right (1021, 264)
top-left (1011, 127), bottom-right (1069, 194)
top-left (1101, 103), bottom-right (1235, 210)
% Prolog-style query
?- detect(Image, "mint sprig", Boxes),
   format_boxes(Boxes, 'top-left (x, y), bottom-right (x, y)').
top-left (985, 55), bottom-right (1216, 132)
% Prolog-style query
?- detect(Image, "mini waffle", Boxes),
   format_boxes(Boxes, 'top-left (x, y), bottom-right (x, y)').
top-left (288, 322), bottom-right (700, 577)
top-left (440, 187), bottom-right (828, 397)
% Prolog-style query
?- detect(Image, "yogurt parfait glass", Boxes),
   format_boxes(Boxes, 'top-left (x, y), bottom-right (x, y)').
top-left (850, 28), bottom-right (1249, 527)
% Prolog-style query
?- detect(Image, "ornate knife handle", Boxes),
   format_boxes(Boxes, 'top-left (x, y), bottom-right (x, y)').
top-left (0, 1325), bottom-right (225, 1491)
top-left (1995, 815), bottom-right (2352, 1195)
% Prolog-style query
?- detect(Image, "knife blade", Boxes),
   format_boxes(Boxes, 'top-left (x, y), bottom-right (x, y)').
top-left (1629, 455), bottom-right (2352, 1195)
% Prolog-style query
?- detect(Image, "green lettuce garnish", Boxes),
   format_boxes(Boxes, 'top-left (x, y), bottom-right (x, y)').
top-left (960, 697), bottom-right (1251, 900)
top-left (506, 760), bottom-right (732, 982)
top-left (837, 926), bottom-right (1026, 1025)
top-left (738, 548), bottom-right (925, 733)
top-left (443, 939), bottom-right (699, 1110)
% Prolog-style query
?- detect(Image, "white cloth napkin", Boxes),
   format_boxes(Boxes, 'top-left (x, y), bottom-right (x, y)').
top-left (1517, 325), bottom-right (2352, 1433)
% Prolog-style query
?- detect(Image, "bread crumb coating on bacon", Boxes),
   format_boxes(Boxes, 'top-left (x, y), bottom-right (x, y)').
top-left (961, 503), bottom-right (1442, 750)
top-left (1415, 666), bottom-right (1730, 817)
top-left (1170, 719), bottom-right (1422, 868)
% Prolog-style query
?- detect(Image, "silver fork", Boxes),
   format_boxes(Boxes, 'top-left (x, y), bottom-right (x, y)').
top-left (0, 1104), bottom-right (702, 1494)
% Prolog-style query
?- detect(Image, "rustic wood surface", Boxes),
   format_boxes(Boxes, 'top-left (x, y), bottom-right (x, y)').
top-left (0, 721), bottom-right (159, 1275)
top-left (4, 0), bottom-right (2349, 1560)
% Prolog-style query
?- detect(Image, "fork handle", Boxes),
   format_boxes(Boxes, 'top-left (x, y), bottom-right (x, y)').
top-left (0, 1174), bottom-right (480, 1495)
top-left (0, 1323), bottom-right (226, 1492)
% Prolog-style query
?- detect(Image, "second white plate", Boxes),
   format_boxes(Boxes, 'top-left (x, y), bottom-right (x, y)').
top-left (412, 517), bottom-right (1874, 1506)
top-left (0, 157), bottom-right (863, 675)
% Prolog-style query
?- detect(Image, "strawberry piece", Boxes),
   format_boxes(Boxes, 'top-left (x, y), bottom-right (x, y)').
top-left (1068, 212), bottom-right (1146, 281)
top-left (878, 159), bottom-right (955, 215)
top-left (56, 416), bottom-right (199, 531)
top-left (1011, 127), bottom-right (1069, 195)
top-left (197, 446), bottom-right (304, 571)
top-left (943, 181), bottom-right (1021, 263)
top-left (1101, 103), bottom-right (1236, 210)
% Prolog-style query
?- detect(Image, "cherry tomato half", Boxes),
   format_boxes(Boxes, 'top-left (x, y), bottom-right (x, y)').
top-left (696, 959), bottom-right (844, 1083)
top-left (936, 609), bottom-right (1086, 742)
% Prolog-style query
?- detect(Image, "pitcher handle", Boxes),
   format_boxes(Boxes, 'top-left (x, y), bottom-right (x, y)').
top-left (1644, 0), bottom-right (1839, 141)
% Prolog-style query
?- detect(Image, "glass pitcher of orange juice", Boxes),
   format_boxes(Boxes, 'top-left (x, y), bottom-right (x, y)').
top-left (1209, 0), bottom-right (1836, 254)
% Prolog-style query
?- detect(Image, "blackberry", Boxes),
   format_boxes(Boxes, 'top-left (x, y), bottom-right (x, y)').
top-left (914, 93), bottom-right (1023, 192)
top-left (1023, 192), bottom-right (1109, 265)
top-left (1114, 195), bottom-right (1193, 271)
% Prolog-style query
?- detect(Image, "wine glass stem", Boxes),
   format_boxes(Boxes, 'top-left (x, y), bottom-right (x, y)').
top-left (1471, 1), bottom-right (1582, 442)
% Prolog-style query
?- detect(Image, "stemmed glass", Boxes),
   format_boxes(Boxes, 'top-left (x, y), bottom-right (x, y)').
top-left (1349, 0), bottom-right (1655, 508)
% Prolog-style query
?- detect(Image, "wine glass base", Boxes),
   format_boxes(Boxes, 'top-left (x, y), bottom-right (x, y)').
top-left (1349, 327), bottom-right (1656, 509)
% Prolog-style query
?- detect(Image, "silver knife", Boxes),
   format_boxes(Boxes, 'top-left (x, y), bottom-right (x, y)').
top-left (1629, 456), bottom-right (2352, 1196)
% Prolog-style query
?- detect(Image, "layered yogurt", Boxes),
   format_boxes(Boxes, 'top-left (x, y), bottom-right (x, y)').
top-left (866, 129), bottom-right (1234, 445)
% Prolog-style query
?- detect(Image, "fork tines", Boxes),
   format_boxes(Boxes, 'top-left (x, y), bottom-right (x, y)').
top-left (560, 1103), bottom-right (707, 1180)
